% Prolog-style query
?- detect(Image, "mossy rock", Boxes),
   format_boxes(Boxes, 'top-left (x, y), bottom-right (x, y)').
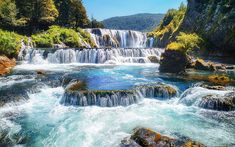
top-left (208, 75), bottom-right (231, 85)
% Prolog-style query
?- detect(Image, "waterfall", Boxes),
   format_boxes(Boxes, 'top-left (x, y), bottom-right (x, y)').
top-left (21, 48), bottom-right (164, 64)
top-left (136, 84), bottom-right (178, 99)
top-left (60, 83), bottom-right (178, 107)
top-left (85, 28), bottom-right (148, 48)
top-left (147, 37), bottom-right (155, 48)
top-left (60, 90), bottom-right (141, 107)
top-left (178, 87), bottom-right (235, 111)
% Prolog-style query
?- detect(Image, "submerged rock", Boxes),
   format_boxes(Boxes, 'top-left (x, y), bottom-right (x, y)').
top-left (121, 128), bottom-right (204, 147)
top-left (0, 56), bottom-right (16, 76)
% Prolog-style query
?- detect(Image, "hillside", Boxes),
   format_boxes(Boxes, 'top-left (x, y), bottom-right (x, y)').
top-left (102, 13), bottom-right (164, 32)
top-left (149, 0), bottom-right (235, 55)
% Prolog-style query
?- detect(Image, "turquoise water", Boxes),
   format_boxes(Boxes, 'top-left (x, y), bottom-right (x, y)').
top-left (1, 64), bottom-right (235, 146)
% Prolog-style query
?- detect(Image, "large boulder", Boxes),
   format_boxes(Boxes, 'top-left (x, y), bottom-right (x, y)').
top-left (121, 128), bottom-right (204, 147)
top-left (0, 56), bottom-right (16, 76)
top-left (159, 50), bottom-right (190, 73)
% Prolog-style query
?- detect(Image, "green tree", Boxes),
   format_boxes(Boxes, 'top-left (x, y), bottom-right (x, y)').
top-left (69, 0), bottom-right (89, 28)
top-left (0, 0), bottom-right (17, 27)
top-left (55, 0), bottom-right (89, 28)
top-left (90, 16), bottom-right (104, 28)
top-left (38, 0), bottom-right (59, 24)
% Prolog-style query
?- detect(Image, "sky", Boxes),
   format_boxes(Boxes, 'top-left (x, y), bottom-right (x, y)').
top-left (83, 0), bottom-right (187, 21)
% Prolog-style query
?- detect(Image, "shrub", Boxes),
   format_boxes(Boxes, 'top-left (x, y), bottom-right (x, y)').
top-left (167, 32), bottom-right (202, 54)
top-left (0, 29), bottom-right (25, 57)
top-left (31, 26), bottom-right (96, 48)
top-left (148, 3), bottom-right (187, 39)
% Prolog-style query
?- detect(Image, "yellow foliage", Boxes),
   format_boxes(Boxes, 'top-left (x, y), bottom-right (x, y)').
top-left (166, 42), bottom-right (184, 51)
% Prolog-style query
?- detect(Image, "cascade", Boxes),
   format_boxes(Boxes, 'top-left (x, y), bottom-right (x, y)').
top-left (85, 28), bottom-right (148, 48)
top-left (20, 48), bottom-right (164, 64)
top-left (61, 90), bottom-right (141, 107)
top-left (178, 87), bottom-right (235, 111)
top-left (60, 83), bottom-right (178, 107)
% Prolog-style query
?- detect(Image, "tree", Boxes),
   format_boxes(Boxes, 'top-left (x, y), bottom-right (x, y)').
top-left (0, 0), bottom-right (17, 27)
top-left (69, 0), bottom-right (89, 28)
top-left (54, 0), bottom-right (69, 26)
top-left (38, 0), bottom-right (59, 24)
top-left (55, 0), bottom-right (89, 28)
top-left (90, 16), bottom-right (104, 28)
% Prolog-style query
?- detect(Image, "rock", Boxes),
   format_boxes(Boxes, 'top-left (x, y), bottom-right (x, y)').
top-left (160, 50), bottom-right (190, 73)
top-left (194, 59), bottom-right (216, 71)
top-left (0, 131), bottom-right (29, 146)
top-left (0, 56), bottom-right (16, 76)
top-left (53, 43), bottom-right (67, 49)
top-left (36, 70), bottom-right (46, 75)
top-left (147, 56), bottom-right (159, 63)
top-left (121, 137), bottom-right (141, 147)
top-left (65, 81), bottom-right (87, 92)
top-left (122, 128), bottom-right (204, 147)
top-left (226, 66), bottom-right (235, 70)
top-left (199, 92), bottom-right (235, 111)
top-left (207, 75), bottom-right (231, 85)
top-left (201, 85), bottom-right (225, 91)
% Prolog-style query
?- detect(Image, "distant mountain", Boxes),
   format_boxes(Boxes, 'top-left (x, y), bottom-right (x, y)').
top-left (102, 13), bottom-right (165, 32)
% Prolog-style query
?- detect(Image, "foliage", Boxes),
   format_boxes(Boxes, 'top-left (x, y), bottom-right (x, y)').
top-left (55, 0), bottom-right (89, 28)
top-left (166, 32), bottom-right (202, 53)
top-left (90, 17), bottom-right (104, 28)
top-left (103, 13), bottom-right (164, 32)
top-left (0, 29), bottom-right (25, 57)
top-left (32, 26), bottom-right (96, 48)
top-left (38, 0), bottom-right (59, 24)
top-left (148, 3), bottom-right (186, 38)
top-left (0, 0), bottom-right (17, 27)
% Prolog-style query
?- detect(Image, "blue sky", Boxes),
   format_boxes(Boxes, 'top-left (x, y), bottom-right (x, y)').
top-left (83, 0), bottom-right (187, 21)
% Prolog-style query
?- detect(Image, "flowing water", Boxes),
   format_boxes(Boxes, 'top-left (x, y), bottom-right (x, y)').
top-left (85, 28), bottom-right (154, 48)
top-left (1, 36), bottom-right (235, 146)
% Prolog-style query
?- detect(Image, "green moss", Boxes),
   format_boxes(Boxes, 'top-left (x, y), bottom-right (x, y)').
top-left (0, 29), bottom-right (26, 58)
top-left (31, 26), bottom-right (96, 48)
